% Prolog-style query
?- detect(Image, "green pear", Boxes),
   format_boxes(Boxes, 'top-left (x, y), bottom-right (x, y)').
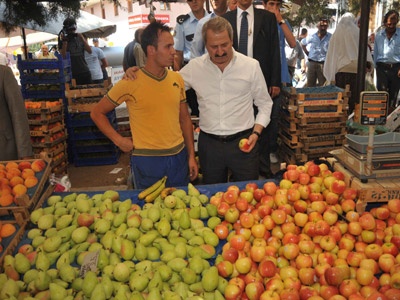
top-left (71, 277), bottom-right (83, 292)
top-left (99, 198), bottom-right (113, 214)
top-left (54, 206), bottom-right (69, 217)
top-left (47, 268), bottom-right (59, 280)
top-left (189, 206), bottom-right (201, 219)
top-left (47, 195), bottom-right (62, 205)
top-left (179, 210), bottom-right (190, 230)
top-left (134, 260), bottom-right (152, 272)
top-left (147, 246), bottom-right (160, 261)
top-left (113, 211), bottom-right (127, 228)
top-left (148, 271), bottom-right (163, 292)
top-left (100, 231), bottom-right (114, 250)
top-left (27, 228), bottom-right (43, 240)
top-left (118, 198), bottom-right (132, 212)
top-left (217, 276), bottom-right (228, 294)
top-left (134, 242), bottom-right (147, 261)
top-left (157, 264), bottom-right (172, 282)
top-left (172, 282), bottom-right (189, 299)
top-left (71, 226), bottom-right (90, 244)
top-left (58, 263), bottom-right (76, 283)
top-left (168, 272), bottom-right (182, 285)
top-left (160, 250), bottom-right (177, 263)
top-left (111, 235), bottom-right (122, 254)
top-left (0, 279), bottom-right (19, 299)
top-left (58, 224), bottom-right (77, 243)
top-left (82, 271), bottom-right (98, 298)
top-left (76, 196), bottom-right (90, 213)
top-left (171, 189), bottom-right (187, 199)
top-left (181, 267), bottom-right (197, 285)
top-left (206, 204), bottom-right (218, 217)
top-left (123, 227), bottom-right (141, 242)
top-left (43, 235), bottom-right (62, 252)
top-left (96, 248), bottom-right (110, 270)
top-left (101, 275), bottom-right (114, 299)
top-left (30, 208), bottom-right (44, 225)
top-left (156, 218), bottom-right (171, 237)
top-left (188, 255), bottom-right (204, 275)
top-left (90, 283), bottom-right (106, 300)
top-left (23, 269), bottom-right (39, 284)
top-left (94, 219), bottom-right (111, 234)
top-left (43, 206), bottom-right (55, 215)
top-left (35, 250), bottom-right (50, 271)
top-left (109, 252), bottom-right (121, 266)
top-left (0, 273), bottom-right (7, 290)
top-left (55, 214), bottom-right (73, 230)
top-left (49, 282), bottom-right (68, 300)
top-left (34, 270), bottom-right (51, 291)
top-left (72, 241), bottom-right (90, 254)
top-left (203, 231), bottom-right (219, 247)
top-left (200, 206), bottom-right (209, 219)
top-left (139, 218), bottom-right (153, 232)
top-left (37, 214), bottom-right (54, 230)
top-left (62, 192), bottom-right (77, 203)
top-left (201, 266), bottom-right (218, 292)
top-left (189, 197), bottom-right (201, 209)
top-left (163, 290), bottom-right (181, 300)
top-left (115, 222), bottom-right (127, 237)
top-left (129, 274), bottom-right (149, 292)
top-left (113, 263), bottom-right (130, 283)
top-left (44, 227), bottom-right (58, 238)
top-left (187, 183), bottom-right (200, 196)
top-left (120, 238), bottom-right (135, 261)
top-left (198, 194), bottom-right (209, 204)
top-left (167, 258), bottom-right (187, 273)
top-left (14, 253), bottom-right (31, 275)
top-left (138, 230), bottom-right (159, 247)
top-left (174, 242), bottom-right (187, 259)
top-left (102, 190), bottom-right (119, 202)
top-left (147, 206), bottom-right (161, 223)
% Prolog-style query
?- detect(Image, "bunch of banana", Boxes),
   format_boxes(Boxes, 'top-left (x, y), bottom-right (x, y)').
top-left (160, 187), bottom-right (177, 199)
top-left (138, 176), bottom-right (167, 203)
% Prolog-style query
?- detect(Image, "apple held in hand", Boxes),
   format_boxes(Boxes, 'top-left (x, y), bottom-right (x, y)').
top-left (239, 138), bottom-right (251, 151)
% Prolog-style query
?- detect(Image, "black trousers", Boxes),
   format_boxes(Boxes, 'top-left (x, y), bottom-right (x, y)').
top-left (376, 63), bottom-right (400, 109)
top-left (198, 130), bottom-right (259, 184)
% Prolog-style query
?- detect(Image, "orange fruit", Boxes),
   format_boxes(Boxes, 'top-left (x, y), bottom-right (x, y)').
top-left (18, 161), bottom-right (31, 171)
top-left (24, 176), bottom-right (38, 188)
top-left (0, 163), bottom-right (5, 170)
top-left (5, 162), bottom-right (18, 171)
top-left (0, 194), bottom-right (14, 206)
top-left (12, 184), bottom-right (27, 197)
top-left (9, 176), bottom-right (24, 187)
top-left (0, 223), bottom-right (16, 238)
top-left (6, 168), bottom-right (21, 180)
top-left (0, 178), bottom-right (9, 186)
top-left (21, 169), bottom-right (35, 179)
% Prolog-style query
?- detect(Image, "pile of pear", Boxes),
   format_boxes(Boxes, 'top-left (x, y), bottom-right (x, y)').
top-left (0, 186), bottom-right (228, 300)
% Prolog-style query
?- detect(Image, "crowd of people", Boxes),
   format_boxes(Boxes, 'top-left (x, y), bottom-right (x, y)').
top-left (2, 2), bottom-right (399, 190)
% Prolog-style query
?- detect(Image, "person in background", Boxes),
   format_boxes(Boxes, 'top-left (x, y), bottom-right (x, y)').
top-left (174, 0), bottom-right (208, 70)
top-left (59, 17), bottom-right (92, 85)
top-left (286, 39), bottom-right (305, 85)
top-left (133, 28), bottom-right (147, 68)
top-left (297, 27), bottom-right (308, 69)
top-left (223, 0), bottom-right (281, 178)
top-left (263, 0), bottom-right (296, 164)
top-left (374, 10), bottom-right (400, 110)
top-left (36, 44), bottom-right (57, 59)
top-left (179, 17), bottom-right (273, 184)
top-left (0, 65), bottom-right (33, 161)
top-left (190, 0), bottom-right (229, 58)
top-left (91, 21), bottom-right (198, 189)
top-left (227, 0), bottom-right (237, 11)
top-left (301, 18), bottom-right (332, 87)
top-left (323, 13), bottom-right (374, 114)
top-left (93, 38), bottom-right (109, 80)
top-left (84, 36), bottom-right (108, 84)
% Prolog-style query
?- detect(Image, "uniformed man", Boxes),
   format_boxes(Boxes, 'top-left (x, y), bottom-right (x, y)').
top-left (173, 0), bottom-right (208, 71)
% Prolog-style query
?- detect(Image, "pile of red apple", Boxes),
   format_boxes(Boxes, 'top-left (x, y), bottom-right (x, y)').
top-left (209, 161), bottom-right (400, 300)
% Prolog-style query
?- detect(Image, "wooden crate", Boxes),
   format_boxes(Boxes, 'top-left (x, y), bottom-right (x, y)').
top-left (0, 209), bottom-right (28, 271)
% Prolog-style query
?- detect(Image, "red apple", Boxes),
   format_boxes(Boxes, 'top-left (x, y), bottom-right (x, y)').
top-left (307, 164), bottom-right (321, 176)
top-left (263, 181), bottom-right (278, 196)
top-left (253, 188), bottom-right (266, 202)
top-left (222, 247), bottom-right (239, 263)
top-left (330, 179), bottom-right (346, 194)
top-left (239, 138), bottom-right (250, 151)
top-left (387, 199), bottom-right (400, 213)
top-left (325, 266), bottom-right (351, 286)
top-left (258, 259), bottom-right (277, 278)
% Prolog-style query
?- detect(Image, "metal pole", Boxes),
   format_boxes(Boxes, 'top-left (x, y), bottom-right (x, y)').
top-left (355, 0), bottom-right (371, 107)
top-left (22, 27), bottom-right (28, 59)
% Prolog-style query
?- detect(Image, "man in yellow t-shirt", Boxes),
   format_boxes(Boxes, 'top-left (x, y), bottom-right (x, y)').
top-left (91, 21), bottom-right (198, 189)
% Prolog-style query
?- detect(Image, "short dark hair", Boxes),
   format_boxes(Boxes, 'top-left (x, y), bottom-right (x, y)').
top-left (300, 28), bottom-right (308, 35)
top-left (63, 17), bottom-right (77, 29)
top-left (383, 10), bottom-right (399, 24)
top-left (262, 0), bottom-right (283, 4)
top-left (141, 21), bottom-right (171, 56)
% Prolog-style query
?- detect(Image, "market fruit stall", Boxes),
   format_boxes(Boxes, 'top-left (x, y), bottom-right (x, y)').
top-left (1, 161), bottom-right (400, 300)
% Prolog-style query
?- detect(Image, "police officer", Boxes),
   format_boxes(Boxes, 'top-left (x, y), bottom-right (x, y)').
top-left (174, 0), bottom-right (208, 71)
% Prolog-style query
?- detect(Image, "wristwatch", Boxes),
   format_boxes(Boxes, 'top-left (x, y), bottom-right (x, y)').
top-left (279, 20), bottom-right (286, 26)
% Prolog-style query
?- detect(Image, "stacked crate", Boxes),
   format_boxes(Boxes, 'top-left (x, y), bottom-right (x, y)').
top-left (279, 85), bottom-right (350, 164)
top-left (65, 80), bottom-right (119, 166)
top-left (18, 53), bottom-right (70, 174)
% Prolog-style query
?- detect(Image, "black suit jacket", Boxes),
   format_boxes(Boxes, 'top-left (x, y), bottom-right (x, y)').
top-left (223, 8), bottom-right (281, 89)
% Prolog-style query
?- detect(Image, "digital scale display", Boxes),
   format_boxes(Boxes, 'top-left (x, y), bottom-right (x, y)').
top-left (360, 91), bottom-right (389, 125)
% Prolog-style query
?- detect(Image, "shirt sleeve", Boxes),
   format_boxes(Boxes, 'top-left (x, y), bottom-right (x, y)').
top-left (251, 62), bottom-right (273, 128)
top-left (174, 23), bottom-right (185, 52)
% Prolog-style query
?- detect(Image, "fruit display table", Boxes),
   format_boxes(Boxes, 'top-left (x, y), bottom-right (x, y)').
top-left (1, 163), bottom-right (399, 299)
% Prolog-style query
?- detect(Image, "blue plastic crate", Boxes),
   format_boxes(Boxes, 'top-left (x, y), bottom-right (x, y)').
top-left (66, 111), bottom-right (116, 127)
top-left (20, 72), bottom-right (71, 85)
top-left (72, 151), bottom-right (120, 166)
top-left (22, 89), bottom-right (66, 100)
top-left (17, 53), bottom-right (71, 71)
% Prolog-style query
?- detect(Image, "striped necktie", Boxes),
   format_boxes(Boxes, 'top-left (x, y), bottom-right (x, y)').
top-left (238, 11), bottom-right (248, 55)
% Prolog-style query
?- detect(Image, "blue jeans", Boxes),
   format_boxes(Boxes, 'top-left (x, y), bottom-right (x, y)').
top-left (130, 149), bottom-right (189, 189)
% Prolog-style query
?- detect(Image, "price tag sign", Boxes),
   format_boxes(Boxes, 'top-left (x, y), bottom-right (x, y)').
top-left (360, 91), bottom-right (389, 125)
top-left (79, 250), bottom-right (99, 278)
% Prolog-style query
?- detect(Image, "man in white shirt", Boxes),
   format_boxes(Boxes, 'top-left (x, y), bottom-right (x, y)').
top-left (180, 17), bottom-right (273, 184)
top-left (0, 52), bottom-right (8, 66)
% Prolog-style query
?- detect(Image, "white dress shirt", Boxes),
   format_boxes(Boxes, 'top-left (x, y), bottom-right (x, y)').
top-left (237, 6), bottom-right (254, 58)
top-left (180, 49), bottom-right (272, 135)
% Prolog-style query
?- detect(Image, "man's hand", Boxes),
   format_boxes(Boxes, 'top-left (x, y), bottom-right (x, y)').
top-left (124, 66), bottom-right (140, 80)
top-left (269, 86), bottom-right (281, 99)
top-left (188, 157), bottom-right (199, 182)
top-left (116, 136), bottom-right (134, 153)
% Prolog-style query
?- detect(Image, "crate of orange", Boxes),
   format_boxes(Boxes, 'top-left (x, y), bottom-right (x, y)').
top-left (0, 155), bottom-right (52, 212)
top-left (0, 209), bottom-right (28, 271)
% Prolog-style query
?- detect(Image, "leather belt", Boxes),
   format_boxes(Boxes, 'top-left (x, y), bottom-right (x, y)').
top-left (377, 62), bottom-right (400, 69)
top-left (309, 59), bottom-right (325, 64)
top-left (200, 128), bottom-right (253, 143)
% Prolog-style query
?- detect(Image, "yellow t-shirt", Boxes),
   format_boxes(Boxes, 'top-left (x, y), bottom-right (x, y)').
top-left (107, 68), bottom-right (186, 156)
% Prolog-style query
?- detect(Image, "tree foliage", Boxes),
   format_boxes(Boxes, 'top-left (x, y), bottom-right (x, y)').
top-left (0, 0), bottom-right (120, 35)
top-left (285, 0), bottom-right (336, 31)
